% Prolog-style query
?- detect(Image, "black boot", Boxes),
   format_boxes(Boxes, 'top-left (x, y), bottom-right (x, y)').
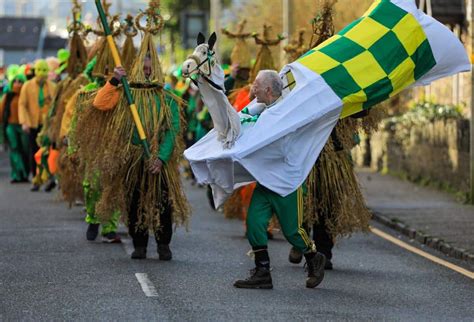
top-left (288, 246), bottom-right (303, 264)
top-left (233, 267), bottom-right (273, 289)
top-left (234, 247), bottom-right (273, 289)
top-left (44, 178), bottom-right (57, 192)
top-left (304, 252), bottom-right (326, 288)
top-left (131, 247), bottom-right (147, 259)
top-left (157, 244), bottom-right (172, 261)
top-left (86, 223), bottom-right (100, 241)
top-left (325, 258), bottom-right (333, 270)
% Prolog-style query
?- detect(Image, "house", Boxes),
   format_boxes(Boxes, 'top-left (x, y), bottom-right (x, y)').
top-left (0, 17), bottom-right (67, 66)
top-left (416, 0), bottom-right (466, 27)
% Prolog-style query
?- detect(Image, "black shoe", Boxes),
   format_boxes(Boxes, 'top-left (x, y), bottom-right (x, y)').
top-left (44, 179), bottom-right (57, 192)
top-left (157, 244), bottom-right (172, 261)
top-left (325, 259), bottom-right (333, 270)
top-left (131, 247), bottom-right (147, 259)
top-left (234, 267), bottom-right (273, 289)
top-left (288, 246), bottom-right (303, 264)
top-left (86, 223), bottom-right (100, 241)
top-left (30, 184), bottom-right (40, 192)
top-left (102, 232), bottom-right (122, 244)
top-left (305, 252), bottom-right (326, 288)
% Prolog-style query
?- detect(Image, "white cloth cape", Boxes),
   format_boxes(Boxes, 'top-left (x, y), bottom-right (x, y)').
top-left (184, 0), bottom-right (471, 208)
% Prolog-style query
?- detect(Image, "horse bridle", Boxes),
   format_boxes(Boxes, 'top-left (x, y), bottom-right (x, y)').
top-left (186, 48), bottom-right (224, 92)
top-left (187, 47), bottom-right (215, 77)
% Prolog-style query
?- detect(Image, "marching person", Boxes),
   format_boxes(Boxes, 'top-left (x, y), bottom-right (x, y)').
top-left (18, 59), bottom-right (56, 189)
top-left (0, 72), bottom-right (29, 183)
top-left (91, 10), bottom-right (190, 258)
top-left (233, 70), bottom-right (326, 289)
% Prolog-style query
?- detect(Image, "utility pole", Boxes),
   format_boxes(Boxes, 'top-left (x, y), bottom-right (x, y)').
top-left (282, 0), bottom-right (292, 65)
top-left (469, 0), bottom-right (474, 203)
top-left (210, 0), bottom-right (221, 61)
top-left (16, 0), bottom-right (27, 17)
top-left (117, 0), bottom-right (123, 15)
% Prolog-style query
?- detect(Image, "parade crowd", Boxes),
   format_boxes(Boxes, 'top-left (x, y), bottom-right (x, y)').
top-left (0, 1), bottom-right (375, 290)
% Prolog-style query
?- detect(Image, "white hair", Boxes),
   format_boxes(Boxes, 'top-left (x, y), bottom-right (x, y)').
top-left (257, 70), bottom-right (283, 97)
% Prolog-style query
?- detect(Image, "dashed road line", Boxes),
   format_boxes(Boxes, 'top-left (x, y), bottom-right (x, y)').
top-left (135, 273), bottom-right (159, 297)
top-left (371, 227), bottom-right (474, 280)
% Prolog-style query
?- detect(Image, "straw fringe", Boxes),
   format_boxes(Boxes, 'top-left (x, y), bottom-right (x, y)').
top-left (58, 144), bottom-right (84, 207)
top-left (49, 75), bottom-right (89, 147)
top-left (122, 35), bottom-right (137, 71)
top-left (250, 45), bottom-right (277, 83)
top-left (222, 20), bottom-right (252, 68)
top-left (304, 119), bottom-right (372, 238)
top-left (85, 87), bottom-right (190, 231)
top-left (129, 33), bottom-right (163, 84)
top-left (92, 37), bottom-right (117, 78)
top-left (230, 37), bottom-right (251, 68)
top-left (67, 32), bottom-right (88, 78)
top-left (46, 78), bottom-right (72, 144)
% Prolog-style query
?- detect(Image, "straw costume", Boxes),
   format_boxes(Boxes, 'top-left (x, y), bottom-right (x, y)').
top-left (73, 0), bottom-right (124, 242)
top-left (91, 0), bottom-right (190, 259)
top-left (55, 0), bottom-right (94, 205)
top-left (284, 29), bottom-right (307, 63)
top-left (288, 0), bottom-right (377, 268)
top-left (249, 24), bottom-right (285, 82)
top-left (222, 19), bottom-right (252, 95)
top-left (122, 14), bottom-right (138, 71)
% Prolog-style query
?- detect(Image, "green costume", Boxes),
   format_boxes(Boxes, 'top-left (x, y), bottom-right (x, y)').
top-left (5, 124), bottom-right (29, 181)
top-left (247, 184), bottom-right (313, 252)
top-left (83, 170), bottom-right (120, 236)
top-left (233, 99), bottom-right (324, 290)
top-left (185, 96), bottom-right (198, 140)
top-left (1, 73), bottom-right (29, 182)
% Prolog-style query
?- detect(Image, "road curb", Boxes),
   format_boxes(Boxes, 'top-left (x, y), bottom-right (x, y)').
top-left (371, 211), bottom-right (474, 267)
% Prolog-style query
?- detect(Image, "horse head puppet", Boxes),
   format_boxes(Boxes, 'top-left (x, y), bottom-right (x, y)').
top-left (181, 31), bottom-right (241, 150)
top-left (182, 32), bottom-right (217, 78)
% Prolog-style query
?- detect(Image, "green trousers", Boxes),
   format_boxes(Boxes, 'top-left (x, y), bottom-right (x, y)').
top-left (246, 183), bottom-right (313, 253)
top-left (83, 171), bottom-right (120, 235)
top-left (5, 124), bottom-right (29, 181)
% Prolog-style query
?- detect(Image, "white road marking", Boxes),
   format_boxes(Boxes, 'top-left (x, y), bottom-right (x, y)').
top-left (371, 227), bottom-right (474, 280)
top-left (135, 273), bottom-right (159, 297)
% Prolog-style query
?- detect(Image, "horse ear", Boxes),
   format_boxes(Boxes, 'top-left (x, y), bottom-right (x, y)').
top-left (208, 32), bottom-right (217, 51)
top-left (197, 32), bottom-right (206, 45)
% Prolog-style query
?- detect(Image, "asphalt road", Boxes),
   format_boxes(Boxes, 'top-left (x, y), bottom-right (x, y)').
top-left (0, 155), bottom-right (472, 321)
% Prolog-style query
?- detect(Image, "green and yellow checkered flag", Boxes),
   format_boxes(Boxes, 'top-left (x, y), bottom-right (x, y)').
top-left (297, 0), bottom-right (436, 118)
